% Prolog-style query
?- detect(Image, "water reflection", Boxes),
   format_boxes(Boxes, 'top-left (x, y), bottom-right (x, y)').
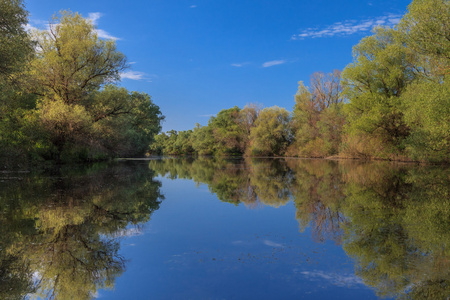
top-left (1, 158), bottom-right (448, 299)
top-left (148, 157), bottom-right (449, 299)
top-left (0, 162), bottom-right (163, 300)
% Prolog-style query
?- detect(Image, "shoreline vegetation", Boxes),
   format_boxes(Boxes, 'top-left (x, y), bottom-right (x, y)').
top-left (1, 0), bottom-right (449, 168)
top-left (150, 0), bottom-right (449, 164)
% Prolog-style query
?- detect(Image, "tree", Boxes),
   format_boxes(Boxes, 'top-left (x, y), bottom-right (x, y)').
top-left (191, 124), bottom-right (216, 156)
top-left (0, 0), bottom-right (36, 165)
top-left (29, 10), bottom-right (127, 104)
top-left (237, 103), bottom-right (262, 149)
top-left (24, 11), bottom-right (163, 161)
top-left (396, 0), bottom-right (450, 162)
top-left (290, 70), bottom-right (345, 157)
top-left (248, 106), bottom-right (291, 156)
top-left (209, 106), bottom-right (246, 155)
top-left (398, 0), bottom-right (450, 76)
top-left (89, 86), bottom-right (164, 157)
top-left (341, 27), bottom-right (414, 159)
top-left (0, 0), bottom-right (32, 81)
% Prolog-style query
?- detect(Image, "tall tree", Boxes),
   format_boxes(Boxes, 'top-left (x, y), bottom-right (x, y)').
top-left (26, 11), bottom-right (163, 161)
top-left (29, 10), bottom-right (127, 104)
top-left (397, 0), bottom-right (450, 162)
top-left (341, 27), bottom-right (414, 159)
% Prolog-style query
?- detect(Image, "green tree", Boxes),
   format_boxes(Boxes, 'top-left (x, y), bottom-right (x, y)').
top-left (89, 86), bottom-right (164, 157)
top-left (191, 123), bottom-right (216, 156)
top-left (248, 106), bottom-right (291, 156)
top-left (398, 0), bottom-right (450, 77)
top-left (0, 0), bottom-right (32, 80)
top-left (0, 0), bottom-right (36, 166)
top-left (209, 106), bottom-right (246, 155)
top-left (29, 11), bottom-right (127, 104)
top-left (341, 27), bottom-right (413, 159)
top-left (395, 0), bottom-right (450, 162)
top-left (24, 11), bottom-right (163, 161)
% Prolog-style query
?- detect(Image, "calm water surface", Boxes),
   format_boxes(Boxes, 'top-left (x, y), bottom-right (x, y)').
top-left (0, 158), bottom-right (448, 299)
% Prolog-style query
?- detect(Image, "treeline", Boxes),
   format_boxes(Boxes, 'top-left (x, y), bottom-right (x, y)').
top-left (0, 1), bottom-right (164, 165)
top-left (152, 0), bottom-right (449, 163)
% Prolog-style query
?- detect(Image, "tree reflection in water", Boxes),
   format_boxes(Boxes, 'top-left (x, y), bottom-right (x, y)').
top-left (1, 158), bottom-right (448, 299)
top-left (148, 157), bottom-right (449, 299)
top-left (0, 162), bottom-right (163, 300)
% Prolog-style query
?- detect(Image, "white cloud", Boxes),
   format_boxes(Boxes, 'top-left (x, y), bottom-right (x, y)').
top-left (23, 23), bottom-right (38, 32)
top-left (190, 5), bottom-right (197, 8)
top-left (262, 60), bottom-right (286, 68)
top-left (96, 28), bottom-right (120, 40)
top-left (88, 12), bottom-right (102, 24)
top-left (263, 240), bottom-right (284, 248)
top-left (291, 14), bottom-right (403, 40)
top-left (300, 271), bottom-right (364, 287)
top-left (24, 12), bottom-right (121, 41)
top-left (88, 12), bottom-right (121, 40)
top-left (231, 62), bottom-right (250, 67)
top-left (120, 71), bottom-right (148, 80)
top-left (110, 227), bottom-right (142, 238)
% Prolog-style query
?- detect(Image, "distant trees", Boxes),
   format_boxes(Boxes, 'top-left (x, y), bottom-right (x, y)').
top-left (151, 105), bottom-right (291, 157)
top-left (248, 106), bottom-right (291, 156)
top-left (209, 106), bottom-right (246, 155)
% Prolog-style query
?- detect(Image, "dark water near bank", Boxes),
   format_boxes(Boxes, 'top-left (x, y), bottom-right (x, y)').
top-left (0, 158), bottom-right (448, 299)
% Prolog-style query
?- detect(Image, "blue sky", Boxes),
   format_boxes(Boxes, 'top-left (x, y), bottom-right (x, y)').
top-left (25, 0), bottom-right (412, 131)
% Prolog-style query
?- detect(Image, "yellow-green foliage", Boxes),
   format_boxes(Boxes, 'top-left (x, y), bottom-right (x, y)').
top-left (1, 9), bottom-right (163, 164)
top-left (249, 106), bottom-right (291, 156)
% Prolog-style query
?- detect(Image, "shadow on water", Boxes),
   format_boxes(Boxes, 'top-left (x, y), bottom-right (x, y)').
top-left (1, 158), bottom-right (448, 299)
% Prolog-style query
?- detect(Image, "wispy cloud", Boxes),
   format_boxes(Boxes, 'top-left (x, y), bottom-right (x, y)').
top-left (88, 12), bottom-right (121, 40)
top-left (300, 271), bottom-right (364, 287)
top-left (120, 71), bottom-right (148, 80)
top-left (96, 28), bottom-right (120, 40)
top-left (25, 12), bottom-right (121, 41)
top-left (190, 5), bottom-right (197, 8)
top-left (291, 14), bottom-right (402, 40)
top-left (24, 23), bottom-right (38, 32)
top-left (199, 114), bottom-right (215, 117)
top-left (262, 60), bottom-right (286, 68)
top-left (88, 12), bottom-right (102, 24)
top-left (231, 62), bottom-right (250, 67)
top-left (23, 18), bottom-right (49, 33)
top-left (110, 227), bottom-right (142, 238)
top-left (263, 240), bottom-right (284, 248)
